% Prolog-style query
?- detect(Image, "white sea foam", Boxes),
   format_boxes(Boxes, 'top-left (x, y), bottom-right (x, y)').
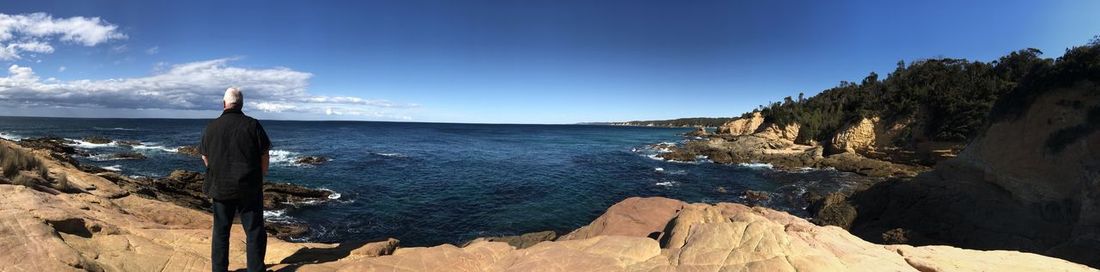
top-left (68, 138), bottom-right (117, 148)
top-left (374, 152), bottom-right (404, 157)
top-left (132, 143), bottom-right (178, 153)
top-left (0, 132), bottom-right (22, 141)
top-left (88, 154), bottom-right (118, 161)
top-left (738, 162), bottom-right (774, 169)
top-left (655, 181), bottom-right (675, 187)
top-left (268, 149), bottom-right (299, 165)
top-left (263, 209), bottom-right (288, 220)
top-left (101, 165), bottom-right (122, 171)
top-left (654, 167), bottom-right (664, 172)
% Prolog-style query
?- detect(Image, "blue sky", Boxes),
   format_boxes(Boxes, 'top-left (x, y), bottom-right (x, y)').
top-left (0, 0), bottom-right (1097, 123)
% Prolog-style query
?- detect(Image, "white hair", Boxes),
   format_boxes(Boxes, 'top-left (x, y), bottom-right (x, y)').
top-left (223, 87), bottom-right (242, 107)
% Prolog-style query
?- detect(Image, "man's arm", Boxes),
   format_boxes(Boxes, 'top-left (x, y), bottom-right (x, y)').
top-left (261, 152), bottom-right (269, 176)
top-left (202, 155), bottom-right (209, 167)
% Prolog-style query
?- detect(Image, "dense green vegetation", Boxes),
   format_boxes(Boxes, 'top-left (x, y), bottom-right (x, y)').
top-left (753, 38), bottom-right (1100, 146)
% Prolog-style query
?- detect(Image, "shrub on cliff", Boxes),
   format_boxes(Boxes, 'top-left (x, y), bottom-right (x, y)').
top-left (748, 38), bottom-right (1100, 146)
top-left (1, 146), bottom-right (48, 180)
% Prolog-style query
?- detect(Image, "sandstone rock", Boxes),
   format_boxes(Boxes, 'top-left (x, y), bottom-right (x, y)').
top-left (830, 117), bottom-right (878, 154)
top-left (757, 122), bottom-right (801, 142)
top-left (718, 112), bottom-right (765, 135)
top-left (559, 197), bottom-right (685, 241)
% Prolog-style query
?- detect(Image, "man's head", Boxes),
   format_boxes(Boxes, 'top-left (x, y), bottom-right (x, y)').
top-left (223, 87), bottom-right (243, 110)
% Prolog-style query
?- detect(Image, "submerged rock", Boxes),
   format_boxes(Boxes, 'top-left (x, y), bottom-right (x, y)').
top-left (110, 152), bottom-right (147, 160)
top-left (115, 140), bottom-right (142, 147)
top-left (684, 127), bottom-right (709, 137)
top-left (742, 190), bottom-right (771, 202)
top-left (295, 156), bottom-right (329, 165)
top-left (82, 136), bottom-right (111, 144)
top-left (262, 182), bottom-right (333, 210)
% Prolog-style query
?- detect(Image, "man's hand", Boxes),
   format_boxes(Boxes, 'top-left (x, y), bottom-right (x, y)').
top-left (261, 152), bottom-right (269, 176)
top-left (202, 155), bottom-right (208, 167)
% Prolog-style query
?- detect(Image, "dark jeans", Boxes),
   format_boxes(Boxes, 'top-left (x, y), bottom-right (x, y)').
top-left (211, 195), bottom-right (267, 272)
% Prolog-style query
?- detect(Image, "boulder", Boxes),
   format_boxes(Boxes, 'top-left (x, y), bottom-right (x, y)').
top-left (756, 122), bottom-right (801, 142)
top-left (559, 197), bottom-right (685, 241)
top-left (176, 145), bottom-right (200, 156)
top-left (829, 117), bottom-right (878, 154)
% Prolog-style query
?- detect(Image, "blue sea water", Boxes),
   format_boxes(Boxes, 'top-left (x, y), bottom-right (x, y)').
top-left (0, 116), bottom-right (872, 246)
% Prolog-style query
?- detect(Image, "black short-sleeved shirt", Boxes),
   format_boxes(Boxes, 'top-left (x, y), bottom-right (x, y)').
top-left (199, 109), bottom-right (271, 200)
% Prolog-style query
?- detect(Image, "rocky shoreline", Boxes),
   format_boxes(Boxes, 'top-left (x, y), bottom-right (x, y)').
top-left (0, 137), bottom-right (1094, 271)
top-left (11, 136), bottom-right (338, 241)
top-left (653, 112), bottom-right (935, 178)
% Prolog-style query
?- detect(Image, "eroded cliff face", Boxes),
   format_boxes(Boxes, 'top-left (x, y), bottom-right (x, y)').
top-left (830, 117), bottom-right (879, 154)
top-left (955, 85), bottom-right (1100, 253)
top-left (833, 85), bottom-right (1100, 267)
top-left (717, 112), bottom-right (765, 135)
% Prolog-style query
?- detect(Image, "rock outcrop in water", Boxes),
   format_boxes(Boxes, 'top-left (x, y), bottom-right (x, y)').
top-left (0, 138), bottom-right (1092, 271)
top-left (656, 132), bottom-right (924, 178)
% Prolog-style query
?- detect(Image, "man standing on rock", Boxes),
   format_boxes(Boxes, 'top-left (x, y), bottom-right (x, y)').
top-left (200, 87), bottom-right (272, 272)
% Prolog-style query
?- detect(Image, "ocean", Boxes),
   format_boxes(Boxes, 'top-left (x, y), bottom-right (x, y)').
top-left (0, 116), bottom-right (872, 246)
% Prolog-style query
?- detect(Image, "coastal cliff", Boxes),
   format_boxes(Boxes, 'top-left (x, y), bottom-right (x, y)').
top-left (0, 139), bottom-right (1094, 271)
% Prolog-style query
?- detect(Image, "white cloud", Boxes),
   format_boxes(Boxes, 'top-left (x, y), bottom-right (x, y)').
top-left (57, 66), bottom-right (65, 72)
top-left (0, 12), bottom-right (126, 60)
top-left (0, 58), bottom-right (417, 120)
top-left (145, 45), bottom-right (158, 55)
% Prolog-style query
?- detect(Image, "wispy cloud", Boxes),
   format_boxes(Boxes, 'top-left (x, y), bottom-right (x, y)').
top-left (145, 45), bottom-right (158, 55)
top-left (0, 12), bottom-right (126, 60)
top-left (0, 58), bottom-right (418, 119)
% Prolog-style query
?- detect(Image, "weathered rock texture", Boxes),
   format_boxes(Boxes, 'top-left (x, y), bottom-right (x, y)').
top-left (717, 111), bottom-right (765, 135)
top-left (830, 116), bottom-right (879, 154)
top-left (296, 197), bottom-right (1094, 271)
